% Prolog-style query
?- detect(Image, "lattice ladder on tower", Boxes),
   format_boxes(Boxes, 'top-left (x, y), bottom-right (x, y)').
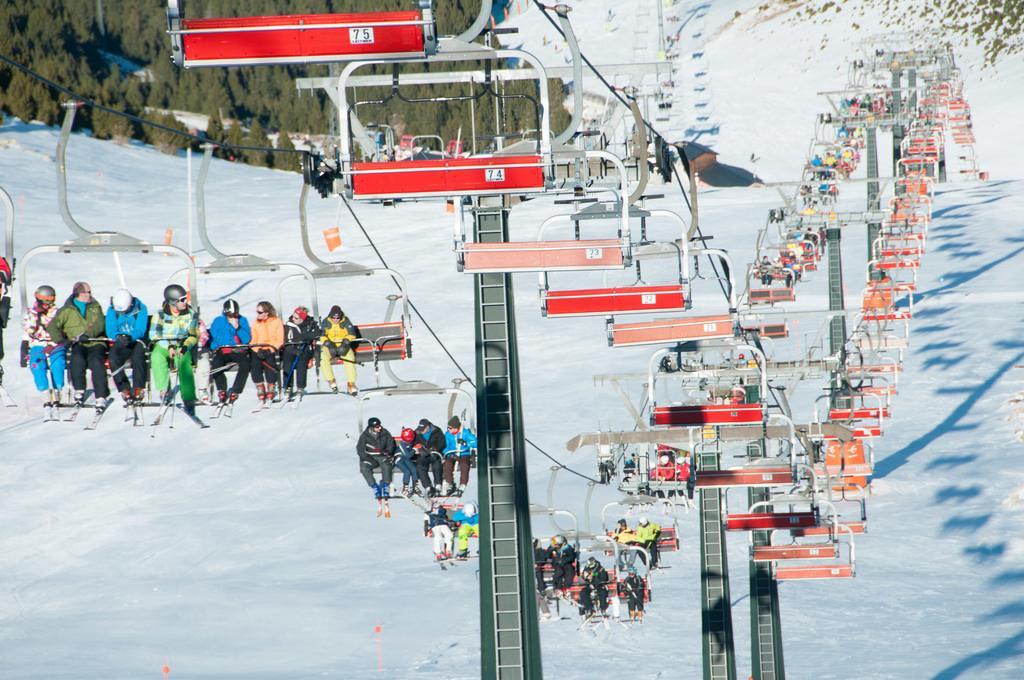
top-left (473, 203), bottom-right (536, 677)
top-left (697, 435), bottom-right (737, 680)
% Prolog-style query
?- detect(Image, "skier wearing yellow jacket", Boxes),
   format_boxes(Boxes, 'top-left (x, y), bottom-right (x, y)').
top-left (634, 516), bottom-right (662, 568)
top-left (150, 284), bottom-right (199, 415)
top-left (319, 305), bottom-right (359, 395)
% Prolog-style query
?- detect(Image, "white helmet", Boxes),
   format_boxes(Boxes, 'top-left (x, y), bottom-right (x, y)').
top-left (659, 454), bottom-right (670, 465)
top-left (639, 517), bottom-right (650, 527)
top-left (111, 288), bottom-right (133, 312)
top-left (463, 502), bottom-right (477, 516)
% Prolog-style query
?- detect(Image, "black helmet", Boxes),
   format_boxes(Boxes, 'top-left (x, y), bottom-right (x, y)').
top-left (223, 299), bottom-right (240, 315)
top-left (163, 284), bottom-right (187, 303)
top-left (367, 417), bottom-right (382, 429)
top-left (586, 556), bottom-right (599, 567)
top-left (550, 534), bottom-right (566, 547)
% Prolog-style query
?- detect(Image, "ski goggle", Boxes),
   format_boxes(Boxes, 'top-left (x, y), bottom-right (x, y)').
top-left (35, 294), bottom-right (55, 303)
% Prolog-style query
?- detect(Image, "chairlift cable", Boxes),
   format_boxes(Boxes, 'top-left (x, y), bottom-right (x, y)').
top-left (340, 195), bottom-right (601, 485)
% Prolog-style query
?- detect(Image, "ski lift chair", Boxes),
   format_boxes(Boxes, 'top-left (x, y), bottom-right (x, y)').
top-left (334, 46), bottom-right (554, 204)
top-left (538, 204), bottom-right (692, 317)
top-left (647, 344), bottom-right (769, 429)
top-left (167, 0), bottom-right (438, 68)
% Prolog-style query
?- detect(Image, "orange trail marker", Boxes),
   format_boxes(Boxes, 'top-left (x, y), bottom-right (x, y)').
top-left (323, 227), bottom-right (342, 252)
top-left (374, 623), bottom-right (383, 672)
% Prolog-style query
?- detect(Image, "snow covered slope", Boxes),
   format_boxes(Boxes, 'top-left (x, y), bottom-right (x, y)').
top-left (1, 3), bottom-right (1023, 679)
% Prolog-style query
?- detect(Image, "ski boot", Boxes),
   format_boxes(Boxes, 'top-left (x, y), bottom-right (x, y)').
top-left (73, 389), bottom-right (86, 407)
top-left (132, 387), bottom-right (145, 406)
top-left (347, 381), bottom-right (358, 396)
top-left (228, 391), bottom-right (240, 404)
top-left (373, 482), bottom-right (383, 500)
top-left (218, 390), bottom-right (228, 405)
top-left (327, 380), bottom-right (338, 394)
top-left (400, 484), bottom-right (410, 497)
top-left (455, 550), bottom-right (469, 561)
top-left (256, 383), bottom-right (268, 404)
top-left (426, 486), bottom-right (439, 498)
top-left (120, 389), bottom-right (133, 405)
top-left (410, 481), bottom-right (421, 497)
top-left (435, 552), bottom-right (446, 562)
top-left (453, 484), bottom-right (466, 498)
top-left (380, 483), bottom-right (391, 499)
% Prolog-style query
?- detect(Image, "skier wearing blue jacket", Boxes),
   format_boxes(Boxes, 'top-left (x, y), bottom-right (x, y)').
top-left (209, 299), bottom-right (251, 403)
top-left (105, 288), bottom-right (149, 402)
top-left (442, 416), bottom-right (477, 497)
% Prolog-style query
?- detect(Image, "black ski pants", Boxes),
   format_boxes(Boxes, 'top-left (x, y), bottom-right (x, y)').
top-left (250, 349), bottom-right (279, 385)
top-left (552, 562), bottom-right (575, 591)
top-left (416, 451), bottom-right (443, 489)
top-left (360, 454), bottom-right (394, 488)
top-left (109, 341), bottom-right (147, 391)
top-left (211, 349), bottom-right (250, 395)
top-left (580, 586), bottom-right (608, 615)
top-left (69, 343), bottom-right (109, 398)
top-left (280, 345), bottom-right (311, 390)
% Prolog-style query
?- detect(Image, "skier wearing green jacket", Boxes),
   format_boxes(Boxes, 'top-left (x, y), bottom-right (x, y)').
top-left (46, 281), bottom-right (108, 405)
top-left (150, 284), bottom-right (199, 415)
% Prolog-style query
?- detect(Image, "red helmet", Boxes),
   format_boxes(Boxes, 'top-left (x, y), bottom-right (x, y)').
top-left (400, 427), bottom-right (416, 443)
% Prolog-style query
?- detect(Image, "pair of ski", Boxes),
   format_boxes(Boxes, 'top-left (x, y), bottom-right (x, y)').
top-left (209, 401), bottom-right (236, 420)
top-left (437, 554), bottom-right (475, 570)
top-left (150, 386), bottom-right (208, 436)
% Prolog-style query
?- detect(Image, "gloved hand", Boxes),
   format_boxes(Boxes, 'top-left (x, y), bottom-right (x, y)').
top-left (337, 340), bottom-right (352, 355)
top-left (75, 333), bottom-right (88, 343)
top-left (457, 439), bottom-right (465, 446)
top-left (19, 340), bottom-right (29, 367)
top-left (116, 334), bottom-right (132, 348)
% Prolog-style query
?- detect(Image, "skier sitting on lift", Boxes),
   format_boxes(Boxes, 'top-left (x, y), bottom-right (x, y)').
top-left (548, 535), bottom-right (577, 598)
top-left (105, 288), bottom-right (149, 405)
top-left (395, 427), bottom-right (422, 496)
top-left (533, 538), bottom-right (552, 620)
top-left (424, 504), bottom-right (454, 560)
top-left (356, 416), bottom-right (396, 500)
top-left (635, 517), bottom-right (662, 568)
top-left (149, 284), bottom-right (200, 416)
top-left (250, 301), bottom-right (284, 405)
top-left (21, 285), bottom-right (65, 405)
top-left (281, 306), bottom-right (318, 399)
top-left (318, 305), bottom-right (359, 395)
top-left (442, 416), bottom-right (478, 497)
top-left (620, 567), bottom-right (646, 623)
top-left (612, 519), bottom-right (641, 570)
top-left (415, 418), bottom-right (446, 498)
top-left (452, 501), bottom-right (479, 559)
top-left (579, 557), bottom-right (610, 618)
top-left (209, 299), bottom-right (251, 404)
top-left (46, 281), bottom-right (109, 407)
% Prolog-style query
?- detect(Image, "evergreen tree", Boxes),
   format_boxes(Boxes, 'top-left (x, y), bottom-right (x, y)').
top-left (225, 120), bottom-right (245, 162)
top-left (244, 119), bottom-right (271, 167)
top-left (146, 111), bottom-right (187, 154)
top-left (274, 129), bottom-right (297, 172)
